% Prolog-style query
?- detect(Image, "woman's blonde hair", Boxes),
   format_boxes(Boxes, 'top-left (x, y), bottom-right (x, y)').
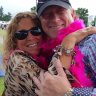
top-left (3, 11), bottom-right (40, 65)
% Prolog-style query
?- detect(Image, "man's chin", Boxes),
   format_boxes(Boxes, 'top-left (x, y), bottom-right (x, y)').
top-left (46, 30), bottom-right (58, 38)
top-left (49, 34), bottom-right (57, 39)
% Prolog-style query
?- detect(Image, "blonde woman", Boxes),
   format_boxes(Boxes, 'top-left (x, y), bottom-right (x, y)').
top-left (3, 12), bottom-right (44, 96)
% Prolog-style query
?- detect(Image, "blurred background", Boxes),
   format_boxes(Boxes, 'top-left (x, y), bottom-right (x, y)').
top-left (0, 0), bottom-right (96, 95)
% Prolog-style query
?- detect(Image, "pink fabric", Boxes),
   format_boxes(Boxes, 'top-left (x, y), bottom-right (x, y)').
top-left (70, 47), bottom-right (93, 87)
top-left (32, 55), bottom-right (48, 70)
top-left (40, 20), bottom-right (93, 87)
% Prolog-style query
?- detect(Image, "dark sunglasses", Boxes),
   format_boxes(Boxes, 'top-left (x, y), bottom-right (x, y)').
top-left (14, 27), bottom-right (42, 40)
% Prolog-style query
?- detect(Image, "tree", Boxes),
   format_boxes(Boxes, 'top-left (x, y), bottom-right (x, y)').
top-left (0, 6), bottom-right (12, 21)
top-left (94, 16), bottom-right (96, 26)
top-left (76, 8), bottom-right (89, 26)
top-left (2, 12), bottom-right (12, 21)
top-left (0, 6), bottom-right (3, 20)
top-left (31, 6), bottom-right (36, 13)
top-left (91, 16), bottom-right (96, 26)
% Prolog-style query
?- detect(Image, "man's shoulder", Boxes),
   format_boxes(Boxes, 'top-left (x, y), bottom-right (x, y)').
top-left (78, 34), bottom-right (96, 46)
top-left (87, 34), bottom-right (96, 40)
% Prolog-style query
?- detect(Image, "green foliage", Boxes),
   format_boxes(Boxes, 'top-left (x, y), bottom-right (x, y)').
top-left (31, 6), bottom-right (36, 13)
top-left (0, 6), bottom-right (12, 21)
top-left (0, 6), bottom-right (3, 19)
top-left (2, 12), bottom-right (12, 21)
top-left (0, 44), bottom-right (3, 53)
top-left (0, 28), bottom-right (6, 37)
top-left (91, 16), bottom-right (96, 26)
top-left (0, 77), bottom-right (4, 96)
top-left (0, 29), bottom-right (5, 95)
top-left (76, 8), bottom-right (89, 26)
top-left (0, 28), bottom-right (6, 53)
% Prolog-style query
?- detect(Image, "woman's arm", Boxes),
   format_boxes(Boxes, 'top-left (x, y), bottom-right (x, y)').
top-left (4, 50), bottom-right (42, 96)
top-left (61, 26), bottom-right (96, 48)
top-left (33, 58), bottom-right (94, 96)
top-left (60, 26), bottom-right (96, 68)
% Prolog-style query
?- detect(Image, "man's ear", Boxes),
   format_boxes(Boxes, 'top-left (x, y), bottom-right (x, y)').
top-left (71, 9), bottom-right (79, 20)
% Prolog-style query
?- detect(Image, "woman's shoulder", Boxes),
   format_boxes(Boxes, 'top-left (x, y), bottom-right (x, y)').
top-left (11, 49), bottom-right (27, 56)
top-left (7, 49), bottom-right (41, 72)
top-left (10, 49), bottom-right (32, 59)
top-left (8, 49), bottom-right (36, 65)
top-left (78, 34), bottom-right (96, 47)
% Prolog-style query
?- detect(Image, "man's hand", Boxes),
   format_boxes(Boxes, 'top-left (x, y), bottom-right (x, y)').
top-left (33, 59), bottom-right (71, 96)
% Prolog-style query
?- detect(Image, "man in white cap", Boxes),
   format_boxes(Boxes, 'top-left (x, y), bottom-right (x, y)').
top-left (33, 0), bottom-right (96, 96)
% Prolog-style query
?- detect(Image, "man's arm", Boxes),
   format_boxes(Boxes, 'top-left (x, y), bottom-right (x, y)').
top-left (72, 34), bottom-right (96, 96)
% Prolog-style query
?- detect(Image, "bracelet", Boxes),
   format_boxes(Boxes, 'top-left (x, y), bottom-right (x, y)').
top-left (53, 45), bottom-right (75, 57)
top-left (64, 88), bottom-right (73, 96)
top-left (61, 46), bottom-right (75, 56)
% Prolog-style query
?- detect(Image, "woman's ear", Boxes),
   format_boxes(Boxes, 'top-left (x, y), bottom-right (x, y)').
top-left (71, 9), bottom-right (79, 20)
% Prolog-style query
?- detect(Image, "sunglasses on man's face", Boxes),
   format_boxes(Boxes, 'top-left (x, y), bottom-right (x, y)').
top-left (14, 27), bottom-right (42, 40)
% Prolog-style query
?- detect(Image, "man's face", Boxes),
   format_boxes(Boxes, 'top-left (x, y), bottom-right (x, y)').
top-left (40, 6), bottom-right (74, 38)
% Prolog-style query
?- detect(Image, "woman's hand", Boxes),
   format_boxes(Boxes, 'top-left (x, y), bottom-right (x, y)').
top-left (33, 59), bottom-right (72, 96)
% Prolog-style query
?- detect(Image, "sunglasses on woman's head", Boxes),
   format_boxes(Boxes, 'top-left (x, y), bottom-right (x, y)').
top-left (14, 27), bottom-right (42, 40)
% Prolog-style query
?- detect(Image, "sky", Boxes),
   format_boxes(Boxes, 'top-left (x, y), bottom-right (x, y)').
top-left (0, 0), bottom-right (36, 16)
top-left (0, 0), bottom-right (96, 17)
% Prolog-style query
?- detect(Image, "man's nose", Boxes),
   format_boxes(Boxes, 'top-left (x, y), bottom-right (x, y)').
top-left (50, 13), bottom-right (60, 22)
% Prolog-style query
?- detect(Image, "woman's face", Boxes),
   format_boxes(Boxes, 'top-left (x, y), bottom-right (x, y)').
top-left (16, 17), bottom-right (42, 55)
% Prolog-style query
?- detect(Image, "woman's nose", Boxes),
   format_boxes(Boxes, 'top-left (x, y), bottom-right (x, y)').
top-left (27, 31), bottom-right (34, 40)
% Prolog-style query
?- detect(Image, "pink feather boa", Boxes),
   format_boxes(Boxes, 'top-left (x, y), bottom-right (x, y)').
top-left (40, 20), bottom-right (93, 87)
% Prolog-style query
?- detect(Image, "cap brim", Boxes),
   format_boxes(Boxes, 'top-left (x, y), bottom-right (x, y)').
top-left (38, 1), bottom-right (71, 17)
